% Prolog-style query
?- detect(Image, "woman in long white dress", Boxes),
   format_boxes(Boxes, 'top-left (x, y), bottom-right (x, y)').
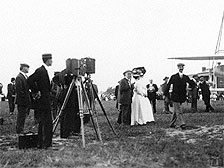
top-left (131, 68), bottom-right (155, 125)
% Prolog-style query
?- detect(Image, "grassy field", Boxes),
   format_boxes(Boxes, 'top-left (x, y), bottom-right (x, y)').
top-left (0, 99), bottom-right (224, 168)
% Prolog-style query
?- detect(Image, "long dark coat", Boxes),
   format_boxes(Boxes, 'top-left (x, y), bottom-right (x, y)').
top-left (119, 78), bottom-right (132, 105)
top-left (27, 65), bottom-right (53, 148)
top-left (199, 81), bottom-right (211, 100)
top-left (28, 65), bottom-right (51, 110)
top-left (165, 73), bottom-right (193, 103)
top-left (15, 73), bottom-right (31, 106)
top-left (7, 83), bottom-right (15, 99)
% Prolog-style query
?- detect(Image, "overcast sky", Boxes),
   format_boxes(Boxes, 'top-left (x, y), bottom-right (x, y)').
top-left (0, 0), bottom-right (224, 93)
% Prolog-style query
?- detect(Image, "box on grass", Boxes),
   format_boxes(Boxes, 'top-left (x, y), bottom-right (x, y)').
top-left (18, 132), bottom-right (38, 149)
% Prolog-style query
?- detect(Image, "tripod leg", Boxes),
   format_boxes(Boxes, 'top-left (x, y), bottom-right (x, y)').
top-left (52, 78), bottom-right (76, 134)
top-left (81, 81), bottom-right (102, 143)
top-left (91, 82), bottom-right (117, 135)
top-left (76, 78), bottom-right (86, 148)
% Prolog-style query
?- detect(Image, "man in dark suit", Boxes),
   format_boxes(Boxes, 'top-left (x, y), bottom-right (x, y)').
top-left (146, 79), bottom-right (158, 113)
top-left (190, 74), bottom-right (199, 113)
top-left (15, 63), bottom-right (31, 134)
top-left (161, 76), bottom-right (172, 114)
top-left (117, 70), bottom-right (132, 125)
top-left (164, 63), bottom-right (193, 129)
top-left (7, 78), bottom-right (16, 115)
top-left (199, 76), bottom-right (214, 112)
top-left (28, 54), bottom-right (53, 149)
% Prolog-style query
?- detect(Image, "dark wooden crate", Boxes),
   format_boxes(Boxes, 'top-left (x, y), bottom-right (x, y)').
top-left (18, 133), bottom-right (38, 149)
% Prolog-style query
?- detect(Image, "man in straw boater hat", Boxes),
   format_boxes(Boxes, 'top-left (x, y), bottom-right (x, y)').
top-left (15, 63), bottom-right (31, 134)
top-left (164, 63), bottom-right (193, 129)
top-left (117, 70), bottom-right (133, 125)
top-left (28, 54), bottom-right (53, 149)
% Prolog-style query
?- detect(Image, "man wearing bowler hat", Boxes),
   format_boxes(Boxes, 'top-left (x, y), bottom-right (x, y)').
top-left (15, 63), bottom-right (31, 134)
top-left (117, 70), bottom-right (133, 125)
top-left (28, 54), bottom-right (53, 149)
top-left (164, 63), bottom-right (193, 129)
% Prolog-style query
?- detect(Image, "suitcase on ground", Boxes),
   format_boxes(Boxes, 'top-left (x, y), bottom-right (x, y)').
top-left (18, 132), bottom-right (38, 149)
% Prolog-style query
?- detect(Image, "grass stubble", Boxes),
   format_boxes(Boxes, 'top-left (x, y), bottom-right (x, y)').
top-left (0, 100), bottom-right (223, 168)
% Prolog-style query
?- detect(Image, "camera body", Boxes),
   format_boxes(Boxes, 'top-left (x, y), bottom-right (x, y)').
top-left (66, 57), bottom-right (95, 76)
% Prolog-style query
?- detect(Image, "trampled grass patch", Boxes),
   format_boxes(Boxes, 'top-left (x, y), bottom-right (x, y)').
top-left (0, 100), bottom-right (224, 167)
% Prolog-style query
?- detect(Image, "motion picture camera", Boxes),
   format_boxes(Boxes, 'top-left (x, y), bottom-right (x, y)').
top-left (66, 57), bottom-right (95, 76)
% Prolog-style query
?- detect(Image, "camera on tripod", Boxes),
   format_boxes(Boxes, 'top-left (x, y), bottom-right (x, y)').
top-left (66, 57), bottom-right (95, 76)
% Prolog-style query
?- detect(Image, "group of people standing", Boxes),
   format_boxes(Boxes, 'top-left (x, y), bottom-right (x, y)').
top-left (7, 54), bottom-right (95, 149)
top-left (116, 63), bottom-right (215, 129)
top-left (7, 54), bottom-right (54, 149)
top-left (116, 67), bottom-right (155, 126)
top-left (3, 57), bottom-right (216, 150)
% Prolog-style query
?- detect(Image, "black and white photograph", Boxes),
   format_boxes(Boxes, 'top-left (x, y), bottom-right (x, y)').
top-left (0, 1), bottom-right (224, 167)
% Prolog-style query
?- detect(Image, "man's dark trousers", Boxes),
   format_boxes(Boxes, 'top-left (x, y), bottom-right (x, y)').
top-left (8, 97), bottom-right (15, 113)
top-left (37, 108), bottom-right (53, 148)
top-left (16, 105), bottom-right (29, 133)
top-left (191, 98), bottom-right (197, 112)
top-left (149, 99), bottom-right (156, 113)
top-left (120, 104), bottom-right (131, 125)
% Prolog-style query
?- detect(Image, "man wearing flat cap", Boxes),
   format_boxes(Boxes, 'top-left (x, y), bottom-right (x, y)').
top-left (164, 63), bottom-right (193, 129)
top-left (117, 70), bottom-right (133, 125)
top-left (15, 63), bottom-right (31, 134)
top-left (28, 54), bottom-right (53, 149)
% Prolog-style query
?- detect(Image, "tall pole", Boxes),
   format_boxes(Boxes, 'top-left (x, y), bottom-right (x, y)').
top-left (215, 11), bottom-right (224, 54)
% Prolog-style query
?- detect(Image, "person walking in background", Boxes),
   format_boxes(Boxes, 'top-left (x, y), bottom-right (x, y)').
top-left (199, 76), bottom-right (214, 112)
top-left (28, 54), bottom-right (53, 149)
top-left (15, 63), bottom-right (31, 134)
top-left (131, 67), bottom-right (154, 125)
top-left (7, 78), bottom-right (16, 115)
top-left (117, 70), bottom-right (133, 125)
top-left (191, 74), bottom-right (199, 113)
top-left (146, 79), bottom-right (158, 113)
top-left (161, 76), bottom-right (172, 114)
top-left (164, 63), bottom-right (193, 129)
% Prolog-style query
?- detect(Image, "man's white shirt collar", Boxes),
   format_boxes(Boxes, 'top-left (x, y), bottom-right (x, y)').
top-left (43, 63), bottom-right (49, 71)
